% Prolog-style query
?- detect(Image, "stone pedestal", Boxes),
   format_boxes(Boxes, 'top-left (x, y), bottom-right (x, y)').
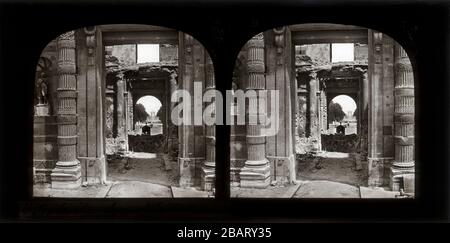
top-left (33, 116), bottom-right (58, 183)
top-left (240, 160), bottom-right (271, 188)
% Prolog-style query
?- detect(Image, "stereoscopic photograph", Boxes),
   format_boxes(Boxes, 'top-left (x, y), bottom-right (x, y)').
top-left (1, 0), bottom-right (449, 228)
top-left (32, 23), bottom-right (415, 199)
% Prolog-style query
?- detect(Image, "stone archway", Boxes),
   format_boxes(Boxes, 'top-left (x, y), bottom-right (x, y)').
top-left (327, 94), bottom-right (358, 134)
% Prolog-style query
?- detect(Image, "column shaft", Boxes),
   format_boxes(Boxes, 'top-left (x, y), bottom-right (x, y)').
top-left (201, 55), bottom-right (216, 190)
top-left (240, 33), bottom-right (271, 188)
top-left (51, 31), bottom-right (81, 189)
top-left (115, 73), bottom-right (127, 153)
top-left (308, 71), bottom-right (320, 151)
top-left (116, 75), bottom-right (125, 138)
top-left (391, 44), bottom-right (415, 190)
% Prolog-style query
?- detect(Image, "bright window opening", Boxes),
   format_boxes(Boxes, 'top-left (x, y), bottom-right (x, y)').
top-left (137, 44), bottom-right (160, 63)
top-left (331, 43), bottom-right (354, 62)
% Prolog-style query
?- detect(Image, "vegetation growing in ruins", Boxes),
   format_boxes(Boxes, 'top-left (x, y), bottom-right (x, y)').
top-left (328, 102), bottom-right (346, 122)
top-left (135, 103), bottom-right (149, 122)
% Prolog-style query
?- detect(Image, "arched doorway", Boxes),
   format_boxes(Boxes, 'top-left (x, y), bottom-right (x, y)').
top-left (327, 95), bottom-right (357, 136)
top-left (134, 95), bottom-right (163, 135)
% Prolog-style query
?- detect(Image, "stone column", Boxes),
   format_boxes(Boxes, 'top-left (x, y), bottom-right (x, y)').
top-left (321, 90), bottom-right (327, 133)
top-left (390, 44), bottom-right (415, 191)
top-left (116, 72), bottom-right (127, 153)
top-left (368, 30), bottom-right (386, 186)
top-left (201, 55), bottom-right (216, 190)
top-left (308, 71), bottom-right (320, 151)
top-left (51, 31), bottom-right (81, 189)
top-left (168, 71), bottom-right (178, 158)
top-left (240, 33), bottom-right (271, 188)
top-left (361, 71), bottom-right (369, 157)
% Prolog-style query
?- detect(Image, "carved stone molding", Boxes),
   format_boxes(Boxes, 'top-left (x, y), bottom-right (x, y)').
top-left (273, 27), bottom-right (286, 65)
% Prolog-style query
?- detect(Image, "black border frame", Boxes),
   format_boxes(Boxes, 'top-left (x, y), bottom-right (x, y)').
top-left (0, 0), bottom-right (449, 222)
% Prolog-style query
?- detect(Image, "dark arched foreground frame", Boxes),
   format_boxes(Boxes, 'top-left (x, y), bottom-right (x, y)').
top-left (0, 1), bottom-right (449, 221)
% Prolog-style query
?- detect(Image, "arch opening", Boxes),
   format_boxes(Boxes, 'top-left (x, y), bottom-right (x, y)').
top-left (134, 95), bottom-right (163, 135)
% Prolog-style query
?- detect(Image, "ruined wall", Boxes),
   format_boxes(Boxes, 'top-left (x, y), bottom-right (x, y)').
top-left (355, 44), bottom-right (368, 62)
top-left (160, 44), bottom-right (178, 62)
top-left (303, 44), bottom-right (330, 64)
top-left (33, 40), bottom-right (59, 184)
top-left (128, 134), bottom-right (166, 153)
top-left (321, 134), bottom-right (359, 152)
top-left (295, 74), bottom-right (308, 154)
top-left (105, 93), bottom-right (114, 138)
top-left (107, 45), bottom-right (137, 66)
top-left (106, 44), bottom-right (178, 65)
top-left (294, 42), bottom-right (368, 156)
top-left (297, 43), bottom-right (368, 65)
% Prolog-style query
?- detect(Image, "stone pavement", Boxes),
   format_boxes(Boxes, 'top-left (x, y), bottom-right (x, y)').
top-left (231, 180), bottom-right (401, 198)
top-left (107, 152), bottom-right (179, 187)
top-left (34, 179), bottom-right (401, 198)
top-left (297, 151), bottom-right (368, 187)
top-left (33, 181), bottom-right (213, 198)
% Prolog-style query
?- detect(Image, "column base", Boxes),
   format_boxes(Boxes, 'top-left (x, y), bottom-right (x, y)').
top-left (239, 159), bottom-right (271, 188)
top-left (51, 160), bottom-right (82, 189)
top-left (117, 137), bottom-right (128, 155)
top-left (201, 163), bottom-right (215, 191)
top-left (390, 166), bottom-right (414, 192)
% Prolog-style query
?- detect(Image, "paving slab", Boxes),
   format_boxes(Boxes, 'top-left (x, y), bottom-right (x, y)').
top-left (106, 181), bottom-right (172, 198)
top-left (33, 183), bottom-right (112, 198)
top-left (171, 186), bottom-right (212, 198)
top-left (293, 180), bottom-right (360, 198)
top-left (123, 152), bottom-right (157, 159)
top-left (231, 183), bottom-right (301, 198)
top-left (359, 186), bottom-right (400, 198)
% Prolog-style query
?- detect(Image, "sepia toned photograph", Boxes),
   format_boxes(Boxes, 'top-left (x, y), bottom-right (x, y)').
top-left (33, 25), bottom-right (216, 198)
top-left (32, 23), bottom-right (415, 199)
top-left (2, 0), bottom-right (448, 227)
top-left (229, 24), bottom-right (415, 198)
